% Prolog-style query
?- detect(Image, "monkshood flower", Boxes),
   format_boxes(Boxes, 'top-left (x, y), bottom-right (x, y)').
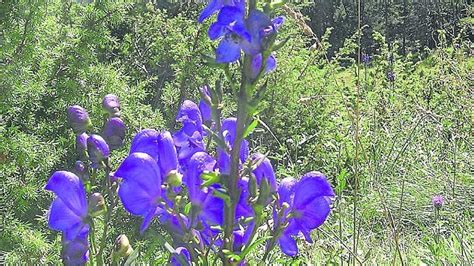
top-left (174, 100), bottom-right (205, 163)
top-left (217, 117), bottom-right (249, 174)
top-left (76, 132), bottom-right (89, 158)
top-left (198, 0), bottom-right (245, 23)
top-left (87, 134), bottom-right (110, 168)
top-left (199, 86), bottom-right (212, 122)
top-left (44, 171), bottom-right (89, 240)
top-left (251, 153), bottom-right (277, 193)
top-left (129, 129), bottom-right (179, 177)
top-left (102, 94), bottom-right (121, 116)
top-left (276, 172), bottom-right (334, 256)
top-left (185, 151), bottom-right (224, 226)
top-left (432, 195), bottom-right (445, 209)
top-left (115, 152), bottom-right (163, 232)
top-left (170, 247), bottom-right (191, 266)
top-left (61, 227), bottom-right (89, 266)
top-left (103, 117), bottom-right (126, 150)
top-left (67, 105), bottom-right (91, 134)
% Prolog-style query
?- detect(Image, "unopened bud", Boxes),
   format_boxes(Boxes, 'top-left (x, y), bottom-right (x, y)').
top-left (74, 161), bottom-right (89, 182)
top-left (87, 134), bottom-right (110, 169)
top-left (103, 117), bottom-right (126, 150)
top-left (114, 234), bottom-right (133, 258)
top-left (67, 105), bottom-right (91, 134)
top-left (249, 174), bottom-right (258, 198)
top-left (88, 193), bottom-right (106, 217)
top-left (102, 94), bottom-right (121, 117)
top-left (76, 133), bottom-right (89, 159)
top-left (166, 170), bottom-right (182, 187)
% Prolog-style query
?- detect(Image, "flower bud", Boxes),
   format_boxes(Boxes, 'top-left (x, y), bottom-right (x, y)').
top-left (114, 234), bottom-right (133, 258)
top-left (87, 134), bottom-right (110, 169)
top-left (103, 117), bottom-right (126, 150)
top-left (88, 192), bottom-right (106, 217)
top-left (102, 94), bottom-right (121, 117)
top-left (248, 174), bottom-right (258, 199)
top-left (76, 132), bottom-right (89, 159)
top-left (74, 161), bottom-right (89, 181)
top-left (166, 170), bottom-right (183, 187)
top-left (67, 105), bottom-right (91, 134)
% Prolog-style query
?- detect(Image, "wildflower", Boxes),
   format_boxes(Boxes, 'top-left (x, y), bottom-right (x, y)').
top-left (45, 171), bottom-right (89, 240)
top-left (251, 153), bottom-right (277, 193)
top-left (174, 101), bottom-right (205, 163)
top-left (199, 86), bottom-right (212, 122)
top-left (61, 228), bottom-right (89, 266)
top-left (362, 53), bottom-right (370, 65)
top-left (198, 0), bottom-right (245, 23)
top-left (115, 152), bottom-right (162, 232)
top-left (87, 134), bottom-right (110, 168)
top-left (102, 94), bottom-right (121, 116)
top-left (103, 117), bottom-right (126, 150)
top-left (128, 129), bottom-right (179, 177)
top-left (170, 247), bottom-right (191, 266)
top-left (217, 118), bottom-right (249, 174)
top-left (432, 195), bottom-right (445, 209)
top-left (184, 151), bottom-right (224, 226)
top-left (76, 132), bottom-right (89, 158)
top-left (276, 172), bottom-right (334, 256)
top-left (67, 105), bottom-right (91, 134)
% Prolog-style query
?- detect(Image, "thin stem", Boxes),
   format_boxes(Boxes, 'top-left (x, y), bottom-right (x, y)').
top-left (97, 165), bottom-right (116, 265)
top-left (352, 0), bottom-right (362, 264)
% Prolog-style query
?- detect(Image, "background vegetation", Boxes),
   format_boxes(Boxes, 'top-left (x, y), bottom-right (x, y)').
top-left (1, 1), bottom-right (472, 264)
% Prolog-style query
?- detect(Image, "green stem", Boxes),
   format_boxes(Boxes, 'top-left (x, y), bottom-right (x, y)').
top-left (97, 166), bottom-right (115, 265)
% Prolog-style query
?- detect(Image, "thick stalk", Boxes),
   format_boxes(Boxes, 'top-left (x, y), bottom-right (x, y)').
top-left (222, 55), bottom-right (251, 265)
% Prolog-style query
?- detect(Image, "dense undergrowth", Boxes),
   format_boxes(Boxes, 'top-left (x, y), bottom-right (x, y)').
top-left (0, 1), bottom-right (472, 264)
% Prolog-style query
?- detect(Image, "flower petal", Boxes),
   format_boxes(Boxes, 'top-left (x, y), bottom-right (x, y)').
top-left (251, 153), bottom-right (277, 193)
top-left (198, 0), bottom-right (222, 23)
top-left (278, 232), bottom-right (298, 257)
top-left (201, 194), bottom-right (224, 225)
top-left (277, 177), bottom-right (296, 204)
top-left (48, 197), bottom-right (85, 238)
top-left (293, 171), bottom-right (334, 208)
top-left (216, 37), bottom-right (241, 63)
top-left (296, 196), bottom-right (331, 231)
top-left (129, 129), bottom-right (161, 162)
top-left (45, 171), bottom-right (87, 217)
top-left (157, 131), bottom-right (178, 176)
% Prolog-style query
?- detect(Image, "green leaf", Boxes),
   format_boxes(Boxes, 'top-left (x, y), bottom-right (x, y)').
top-left (200, 171), bottom-right (221, 187)
top-left (243, 119), bottom-right (258, 138)
top-left (124, 247), bottom-right (139, 266)
top-left (241, 235), bottom-right (272, 258)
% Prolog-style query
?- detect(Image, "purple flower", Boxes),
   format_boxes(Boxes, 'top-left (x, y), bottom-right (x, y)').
top-left (129, 129), bottom-right (179, 177)
top-left (198, 0), bottom-right (245, 23)
top-left (199, 86), bottom-right (212, 122)
top-left (276, 172), bottom-right (334, 256)
top-left (103, 117), bottom-right (126, 150)
top-left (174, 101), bottom-right (205, 163)
top-left (362, 53), bottom-right (370, 65)
top-left (251, 153), bottom-right (277, 193)
top-left (217, 118), bottom-right (249, 174)
top-left (67, 105), bottom-right (91, 134)
top-left (432, 195), bottom-right (445, 208)
top-left (76, 132), bottom-right (89, 158)
top-left (184, 151), bottom-right (224, 226)
top-left (44, 171), bottom-right (89, 240)
top-left (87, 134), bottom-right (110, 168)
top-left (170, 247), bottom-right (191, 266)
top-left (115, 152), bottom-right (163, 232)
top-left (61, 227), bottom-right (89, 266)
top-left (102, 94), bottom-right (121, 116)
